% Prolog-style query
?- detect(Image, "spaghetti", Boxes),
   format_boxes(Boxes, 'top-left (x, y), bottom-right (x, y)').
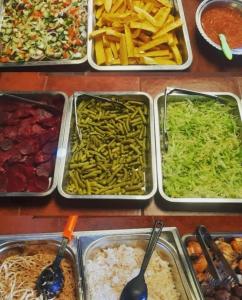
top-left (0, 251), bottom-right (76, 299)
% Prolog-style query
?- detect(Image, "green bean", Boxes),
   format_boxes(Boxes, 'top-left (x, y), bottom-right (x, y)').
top-left (64, 96), bottom-right (149, 195)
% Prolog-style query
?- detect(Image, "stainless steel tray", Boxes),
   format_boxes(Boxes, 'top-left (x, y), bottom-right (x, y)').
top-left (87, 0), bottom-right (193, 71)
top-left (0, 227), bottom-right (199, 300)
top-left (154, 91), bottom-right (242, 211)
top-left (0, 91), bottom-right (70, 197)
top-left (182, 232), bottom-right (242, 300)
top-left (78, 227), bottom-right (199, 300)
top-left (0, 235), bottom-right (82, 299)
top-left (0, 0), bottom-right (87, 67)
top-left (58, 92), bottom-right (157, 202)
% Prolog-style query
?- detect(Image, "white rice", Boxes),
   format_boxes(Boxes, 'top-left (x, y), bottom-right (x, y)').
top-left (85, 244), bottom-right (180, 300)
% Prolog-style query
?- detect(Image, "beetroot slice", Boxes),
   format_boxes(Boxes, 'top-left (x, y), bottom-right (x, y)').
top-left (42, 142), bottom-right (57, 155)
top-left (18, 139), bottom-right (39, 155)
top-left (0, 112), bottom-right (11, 125)
top-left (28, 175), bottom-right (49, 192)
top-left (7, 150), bottom-right (22, 164)
top-left (34, 151), bottom-right (51, 165)
top-left (8, 163), bottom-right (35, 179)
top-left (36, 160), bottom-right (53, 177)
top-left (38, 116), bottom-right (59, 128)
top-left (6, 169), bottom-right (26, 192)
top-left (0, 139), bottom-right (13, 151)
top-left (48, 127), bottom-right (59, 142)
top-left (3, 126), bottom-right (18, 140)
top-left (0, 151), bottom-right (12, 167)
top-left (0, 170), bottom-right (7, 192)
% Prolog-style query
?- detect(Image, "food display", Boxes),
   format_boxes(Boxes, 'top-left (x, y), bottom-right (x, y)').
top-left (160, 96), bottom-right (242, 199)
top-left (0, 93), bottom-right (65, 194)
top-left (85, 244), bottom-right (180, 300)
top-left (0, 0), bottom-right (87, 64)
top-left (186, 236), bottom-right (242, 300)
top-left (89, 0), bottom-right (182, 66)
top-left (0, 242), bottom-right (77, 299)
top-left (60, 93), bottom-right (156, 199)
top-left (88, 0), bottom-right (192, 70)
top-left (201, 4), bottom-right (242, 49)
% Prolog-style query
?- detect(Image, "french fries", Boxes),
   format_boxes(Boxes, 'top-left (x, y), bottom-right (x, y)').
top-left (89, 0), bottom-right (183, 66)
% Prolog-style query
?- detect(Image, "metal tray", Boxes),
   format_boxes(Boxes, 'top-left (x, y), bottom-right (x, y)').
top-left (0, 91), bottom-right (70, 197)
top-left (154, 91), bottom-right (242, 211)
top-left (0, 0), bottom-right (87, 67)
top-left (58, 92), bottom-right (157, 202)
top-left (182, 232), bottom-right (242, 300)
top-left (78, 227), bottom-right (199, 300)
top-left (0, 235), bottom-right (82, 299)
top-left (87, 0), bottom-right (193, 71)
top-left (0, 227), bottom-right (199, 300)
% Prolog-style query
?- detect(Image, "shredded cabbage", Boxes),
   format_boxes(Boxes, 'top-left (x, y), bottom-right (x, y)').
top-left (162, 99), bottom-right (242, 198)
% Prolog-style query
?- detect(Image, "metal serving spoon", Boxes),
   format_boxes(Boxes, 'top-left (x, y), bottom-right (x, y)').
top-left (120, 220), bottom-right (164, 300)
top-left (36, 215), bottom-right (78, 299)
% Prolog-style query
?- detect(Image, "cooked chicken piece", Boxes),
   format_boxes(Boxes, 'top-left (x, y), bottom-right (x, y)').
top-left (215, 240), bottom-right (238, 264)
top-left (231, 238), bottom-right (242, 254)
top-left (197, 271), bottom-right (209, 283)
top-left (193, 255), bottom-right (208, 274)
top-left (187, 240), bottom-right (203, 257)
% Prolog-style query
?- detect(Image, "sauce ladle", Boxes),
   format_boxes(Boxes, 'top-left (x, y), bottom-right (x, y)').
top-left (36, 215), bottom-right (78, 299)
top-left (120, 220), bottom-right (164, 300)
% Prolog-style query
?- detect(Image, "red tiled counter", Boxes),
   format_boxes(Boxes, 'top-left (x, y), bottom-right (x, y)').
top-left (0, 216), bottom-right (242, 236)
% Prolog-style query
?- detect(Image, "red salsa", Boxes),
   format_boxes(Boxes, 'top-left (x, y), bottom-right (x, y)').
top-left (201, 5), bottom-right (242, 49)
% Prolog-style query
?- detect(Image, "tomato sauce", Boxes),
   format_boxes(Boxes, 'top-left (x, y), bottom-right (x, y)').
top-left (201, 5), bottom-right (242, 49)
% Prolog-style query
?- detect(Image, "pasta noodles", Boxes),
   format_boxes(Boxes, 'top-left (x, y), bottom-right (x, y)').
top-left (0, 246), bottom-right (76, 300)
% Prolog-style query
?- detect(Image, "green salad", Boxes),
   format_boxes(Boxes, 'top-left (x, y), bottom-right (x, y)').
top-left (162, 98), bottom-right (242, 198)
top-left (0, 0), bottom-right (87, 62)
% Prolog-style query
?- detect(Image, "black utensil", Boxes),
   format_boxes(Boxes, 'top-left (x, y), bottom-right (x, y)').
top-left (120, 220), bottom-right (164, 300)
top-left (36, 216), bottom-right (78, 299)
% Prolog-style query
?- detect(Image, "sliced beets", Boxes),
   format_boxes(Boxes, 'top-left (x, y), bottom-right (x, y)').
top-left (3, 126), bottom-right (18, 139)
top-left (28, 175), bottom-right (49, 192)
top-left (0, 170), bottom-right (7, 192)
top-left (34, 151), bottom-right (51, 164)
top-left (36, 160), bottom-right (53, 177)
top-left (7, 169), bottom-right (26, 192)
top-left (18, 139), bottom-right (40, 155)
top-left (0, 95), bottom-right (62, 193)
top-left (42, 142), bottom-right (57, 155)
top-left (0, 139), bottom-right (13, 151)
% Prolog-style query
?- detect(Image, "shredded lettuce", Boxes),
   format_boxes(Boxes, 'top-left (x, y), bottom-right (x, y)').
top-left (162, 99), bottom-right (242, 198)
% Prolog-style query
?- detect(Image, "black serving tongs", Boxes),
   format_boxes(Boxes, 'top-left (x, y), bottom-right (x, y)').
top-left (1, 92), bottom-right (59, 115)
top-left (162, 87), bottom-right (229, 152)
top-left (196, 225), bottom-right (239, 287)
top-left (74, 93), bottom-right (126, 141)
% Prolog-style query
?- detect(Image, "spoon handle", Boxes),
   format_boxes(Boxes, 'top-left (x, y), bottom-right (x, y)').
top-left (53, 215), bottom-right (78, 267)
top-left (140, 220), bottom-right (164, 273)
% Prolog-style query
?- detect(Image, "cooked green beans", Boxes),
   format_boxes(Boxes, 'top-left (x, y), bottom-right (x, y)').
top-left (64, 97), bottom-right (149, 195)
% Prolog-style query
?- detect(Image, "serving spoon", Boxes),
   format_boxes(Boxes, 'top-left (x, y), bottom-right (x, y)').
top-left (36, 215), bottom-right (78, 299)
top-left (219, 34), bottom-right (233, 60)
top-left (120, 220), bottom-right (164, 300)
